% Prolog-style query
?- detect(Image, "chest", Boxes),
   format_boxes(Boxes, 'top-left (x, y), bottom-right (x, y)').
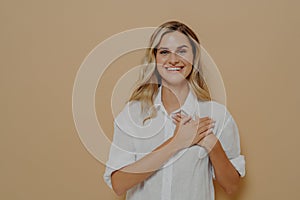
top-left (132, 113), bottom-right (175, 155)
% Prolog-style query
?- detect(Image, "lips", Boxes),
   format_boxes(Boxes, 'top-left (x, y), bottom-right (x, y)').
top-left (165, 66), bottom-right (184, 71)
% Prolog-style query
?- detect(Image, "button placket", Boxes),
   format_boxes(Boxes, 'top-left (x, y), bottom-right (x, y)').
top-left (161, 116), bottom-right (174, 200)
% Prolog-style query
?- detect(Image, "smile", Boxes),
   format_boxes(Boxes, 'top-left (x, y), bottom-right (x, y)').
top-left (165, 66), bottom-right (184, 71)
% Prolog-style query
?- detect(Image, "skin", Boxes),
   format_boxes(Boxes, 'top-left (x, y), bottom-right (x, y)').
top-left (111, 31), bottom-right (241, 196)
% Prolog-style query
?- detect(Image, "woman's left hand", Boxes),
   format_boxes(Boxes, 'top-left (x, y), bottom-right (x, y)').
top-left (172, 112), bottom-right (217, 151)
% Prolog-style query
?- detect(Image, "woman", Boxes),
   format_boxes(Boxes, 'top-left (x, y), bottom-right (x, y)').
top-left (104, 21), bottom-right (245, 200)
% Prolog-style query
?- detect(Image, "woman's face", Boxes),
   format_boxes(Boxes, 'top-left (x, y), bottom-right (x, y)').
top-left (155, 31), bottom-right (194, 87)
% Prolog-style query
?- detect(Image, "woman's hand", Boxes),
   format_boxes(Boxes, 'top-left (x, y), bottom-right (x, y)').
top-left (171, 112), bottom-right (215, 150)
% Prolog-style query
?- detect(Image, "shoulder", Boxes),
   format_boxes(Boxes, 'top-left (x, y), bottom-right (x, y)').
top-left (198, 100), bottom-right (240, 141)
top-left (197, 100), bottom-right (233, 122)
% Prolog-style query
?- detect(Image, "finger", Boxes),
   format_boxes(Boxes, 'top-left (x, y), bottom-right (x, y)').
top-left (172, 116), bottom-right (181, 123)
top-left (201, 128), bottom-right (214, 136)
top-left (198, 119), bottom-right (214, 128)
top-left (172, 114), bottom-right (181, 120)
top-left (198, 118), bottom-right (215, 128)
top-left (199, 116), bottom-right (210, 121)
top-left (205, 128), bottom-right (214, 135)
top-left (197, 122), bottom-right (215, 134)
top-left (199, 117), bottom-right (214, 123)
top-left (178, 112), bottom-right (186, 118)
top-left (176, 112), bottom-right (182, 117)
top-left (198, 118), bottom-right (212, 129)
top-left (181, 115), bottom-right (192, 125)
top-left (205, 130), bottom-right (214, 136)
top-left (172, 118), bottom-right (178, 124)
top-left (193, 129), bottom-right (212, 145)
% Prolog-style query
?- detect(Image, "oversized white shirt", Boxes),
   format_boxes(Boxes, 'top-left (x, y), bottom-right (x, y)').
top-left (104, 86), bottom-right (245, 200)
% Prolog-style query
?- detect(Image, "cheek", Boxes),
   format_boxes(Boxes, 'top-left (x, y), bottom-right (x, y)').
top-left (184, 56), bottom-right (194, 75)
top-left (155, 57), bottom-right (167, 71)
top-left (183, 54), bottom-right (194, 66)
top-left (155, 55), bottom-right (166, 65)
top-left (182, 59), bottom-right (193, 77)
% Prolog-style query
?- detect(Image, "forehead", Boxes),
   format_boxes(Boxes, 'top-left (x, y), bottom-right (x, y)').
top-left (158, 31), bottom-right (192, 49)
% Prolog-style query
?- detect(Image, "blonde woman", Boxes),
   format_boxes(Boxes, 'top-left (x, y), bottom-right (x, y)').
top-left (104, 21), bottom-right (245, 200)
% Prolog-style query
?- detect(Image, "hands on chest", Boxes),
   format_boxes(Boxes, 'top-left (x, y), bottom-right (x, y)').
top-left (171, 112), bottom-right (217, 151)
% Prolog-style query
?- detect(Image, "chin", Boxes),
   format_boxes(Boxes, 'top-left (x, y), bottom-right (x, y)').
top-left (161, 78), bottom-right (189, 87)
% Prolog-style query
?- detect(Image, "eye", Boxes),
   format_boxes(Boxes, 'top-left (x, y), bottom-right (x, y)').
top-left (159, 50), bottom-right (169, 55)
top-left (177, 49), bottom-right (187, 54)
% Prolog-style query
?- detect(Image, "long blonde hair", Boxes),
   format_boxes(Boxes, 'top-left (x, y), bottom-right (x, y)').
top-left (129, 21), bottom-right (211, 123)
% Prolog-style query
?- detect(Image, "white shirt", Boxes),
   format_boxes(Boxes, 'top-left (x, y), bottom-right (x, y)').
top-left (104, 86), bottom-right (245, 200)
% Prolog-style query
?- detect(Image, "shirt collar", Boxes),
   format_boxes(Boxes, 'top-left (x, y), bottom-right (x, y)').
top-left (154, 85), bottom-right (198, 117)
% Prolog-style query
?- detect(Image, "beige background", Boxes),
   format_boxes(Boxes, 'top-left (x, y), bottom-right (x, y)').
top-left (1, 0), bottom-right (300, 199)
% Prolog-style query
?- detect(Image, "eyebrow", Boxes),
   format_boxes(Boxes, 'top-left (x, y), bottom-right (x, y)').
top-left (157, 45), bottom-right (189, 50)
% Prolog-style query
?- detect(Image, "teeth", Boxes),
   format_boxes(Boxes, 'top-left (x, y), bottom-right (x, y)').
top-left (166, 67), bottom-right (181, 71)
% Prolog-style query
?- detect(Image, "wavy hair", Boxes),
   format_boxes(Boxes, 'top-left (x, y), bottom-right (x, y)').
top-left (129, 21), bottom-right (211, 123)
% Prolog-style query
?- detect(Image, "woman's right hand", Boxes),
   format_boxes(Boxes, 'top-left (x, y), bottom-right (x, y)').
top-left (171, 113), bottom-right (215, 150)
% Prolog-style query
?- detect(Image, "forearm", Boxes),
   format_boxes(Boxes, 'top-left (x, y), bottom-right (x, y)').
top-left (111, 137), bottom-right (180, 196)
top-left (204, 135), bottom-right (241, 195)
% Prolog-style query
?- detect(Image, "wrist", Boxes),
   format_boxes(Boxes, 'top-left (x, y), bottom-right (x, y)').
top-left (169, 136), bottom-right (184, 153)
top-left (202, 134), bottom-right (219, 153)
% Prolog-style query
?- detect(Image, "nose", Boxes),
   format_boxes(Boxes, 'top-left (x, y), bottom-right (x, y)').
top-left (168, 52), bottom-right (179, 65)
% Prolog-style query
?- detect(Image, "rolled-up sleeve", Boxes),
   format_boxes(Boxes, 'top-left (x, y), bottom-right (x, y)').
top-left (103, 121), bottom-right (136, 189)
top-left (212, 113), bottom-right (246, 179)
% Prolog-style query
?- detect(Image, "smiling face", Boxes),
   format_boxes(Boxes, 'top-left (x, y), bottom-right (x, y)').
top-left (155, 31), bottom-right (194, 87)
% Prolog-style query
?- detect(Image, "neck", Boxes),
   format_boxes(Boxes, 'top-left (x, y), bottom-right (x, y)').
top-left (161, 82), bottom-right (190, 114)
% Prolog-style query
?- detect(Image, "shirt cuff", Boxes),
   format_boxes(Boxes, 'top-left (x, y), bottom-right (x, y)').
top-left (103, 166), bottom-right (115, 189)
top-left (230, 155), bottom-right (246, 177)
top-left (103, 157), bottom-right (137, 189)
